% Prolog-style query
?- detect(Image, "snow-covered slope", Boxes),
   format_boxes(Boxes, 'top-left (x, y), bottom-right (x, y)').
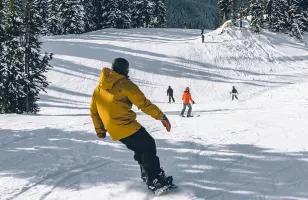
top-left (1, 28), bottom-right (308, 200)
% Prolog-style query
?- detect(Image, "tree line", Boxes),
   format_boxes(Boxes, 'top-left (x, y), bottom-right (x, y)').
top-left (0, 0), bottom-right (52, 114)
top-left (166, 0), bottom-right (220, 29)
top-left (1, 0), bottom-right (307, 114)
top-left (217, 0), bottom-right (308, 39)
top-left (0, 0), bottom-right (166, 114)
top-left (40, 0), bottom-right (166, 35)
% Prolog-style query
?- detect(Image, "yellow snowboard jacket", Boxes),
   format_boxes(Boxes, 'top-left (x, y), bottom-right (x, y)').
top-left (90, 68), bottom-right (164, 140)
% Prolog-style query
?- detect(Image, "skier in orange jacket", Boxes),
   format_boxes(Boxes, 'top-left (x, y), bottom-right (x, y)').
top-left (180, 87), bottom-right (195, 117)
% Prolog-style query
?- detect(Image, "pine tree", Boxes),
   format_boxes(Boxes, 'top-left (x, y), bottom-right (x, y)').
top-left (117, 0), bottom-right (131, 28)
top-left (101, 0), bottom-right (118, 28)
top-left (102, 0), bottom-right (131, 29)
top-left (303, 0), bottom-right (308, 31)
top-left (22, 0), bottom-right (52, 113)
top-left (0, 0), bottom-right (4, 48)
top-left (0, 0), bottom-right (5, 60)
top-left (269, 0), bottom-right (289, 32)
top-left (59, 0), bottom-right (84, 34)
top-left (83, 0), bottom-right (103, 31)
top-left (132, 0), bottom-right (154, 28)
top-left (218, 0), bottom-right (231, 23)
top-left (304, 10), bottom-right (308, 31)
top-left (36, 0), bottom-right (48, 34)
top-left (152, 0), bottom-right (167, 28)
top-left (2, 0), bottom-right (25, 113)
top-left (82, 0), bottom-right (94, 31)
top-left (250, 0), bottom-right (264, 32)
top-left (0, 0), bottom-right (6, 113)
top-left (47, 0), bottom-right (61, 35)
top-left (230, 0), bottom-right (237, 25)
top-left (266, 0), bottom-right (273, 22)
top-left (289, 0), bottom-right (306, 39)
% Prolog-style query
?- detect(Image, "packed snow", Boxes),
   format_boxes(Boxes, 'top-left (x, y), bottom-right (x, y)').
top-left (1, 27), bottom-right (308, 200)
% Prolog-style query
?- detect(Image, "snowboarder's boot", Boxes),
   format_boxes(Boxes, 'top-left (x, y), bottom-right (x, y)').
top-left (187, 114), bottom-right (193, 117)
top-left (158, 168), bottom-right (173, 184)
top-left (141, 167), bottom-right (172, 184)
top-left (147, 169), bottom-right (173, 193)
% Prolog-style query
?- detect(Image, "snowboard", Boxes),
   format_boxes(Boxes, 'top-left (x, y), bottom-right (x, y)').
top-left (153, 184), bottom-right (178, 196)
top-left (180, 114), bottom-right (200, 118)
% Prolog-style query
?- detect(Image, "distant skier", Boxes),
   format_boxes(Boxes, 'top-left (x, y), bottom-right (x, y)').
top-left (201, 28), bottom-right (204, 35)
top-left (167, 86), bottom-right (175, 103)
top-left (90, 58), bottom-right (174, 193)
top-left (230, 86), bottom-right (239, 101)
top-left (201, 34), bottom-right (205, 43)
top-left (180, 87), bottom-right (195, 117)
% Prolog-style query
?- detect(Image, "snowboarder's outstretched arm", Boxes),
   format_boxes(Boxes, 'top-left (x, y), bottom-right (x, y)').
top-left (125, 82), bottom-right (171, 132)
top-left (125, 82), bottom-right (163, 119)
top-left (90, 88), bottom-right (106, 138)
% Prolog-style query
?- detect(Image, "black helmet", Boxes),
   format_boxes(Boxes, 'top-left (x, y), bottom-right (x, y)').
top-left (112, 58), bottom-right (129, 77)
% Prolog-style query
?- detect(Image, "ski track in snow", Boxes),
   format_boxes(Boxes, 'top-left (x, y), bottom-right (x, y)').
top-left (7, 161), bottom-right (112, 200)
top-left (1, 28), bottom-right (308, 200)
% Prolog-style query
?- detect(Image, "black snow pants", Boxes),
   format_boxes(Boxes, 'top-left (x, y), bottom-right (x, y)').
top-left (232, 94), bottom-right (238, 100)
top-left (168, 95), bottom-right (175, 103)
top-left (120, 127), bottom-right (161, 184)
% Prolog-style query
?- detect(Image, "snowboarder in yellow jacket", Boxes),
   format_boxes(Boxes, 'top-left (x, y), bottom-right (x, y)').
top-left (90, 58), bottom-right (173, 192)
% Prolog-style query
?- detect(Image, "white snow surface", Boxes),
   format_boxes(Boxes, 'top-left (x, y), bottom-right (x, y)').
top-left (1, 28), bottom-right (308, 200)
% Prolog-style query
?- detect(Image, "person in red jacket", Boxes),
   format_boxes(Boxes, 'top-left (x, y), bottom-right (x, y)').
top-left (180, 87), bottom-right (195, 117)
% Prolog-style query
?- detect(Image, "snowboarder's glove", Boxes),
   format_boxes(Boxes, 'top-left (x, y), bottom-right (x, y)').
top-left (192, 101), bottom-right (195, 104)
top-left (95, 128), bottom-right (106, 139)
top-left (161, 114), bottom-right (171, 132)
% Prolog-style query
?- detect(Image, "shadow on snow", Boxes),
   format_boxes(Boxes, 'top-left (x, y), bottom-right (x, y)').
top-left (1, 128), bottom-right (308, 200)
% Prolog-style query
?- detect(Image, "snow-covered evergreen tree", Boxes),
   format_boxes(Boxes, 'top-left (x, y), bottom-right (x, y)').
top-left (117, 0), bottom-right (131, 28)
top-left (21, 0), bottom-right (52, 113)
top-left (82, 0), bottom-right (94, 31)
top-left (152, 0), bottom-right (167, 27)
top-left (269, 0), bottom-right (289, 32)
top-left (101, 0), bottom-right (118, 28)
top-left (59, 0), bottom-right (84, 34)
top-left (2, 0), bottom-right (25, 113)
top-left (166, 0), bottom-right (220, 29)
top-left (0, 0), bottom-right (4, 48)
top-left (266, 0), bottom-right (273, 22)
top-left (250, 0), bottom-right (264, 32)
top-left (82, 0), bottom-right (103, 31)
top-left (303, 0), bottom-right (308, 31)
top-left (83, 0), bottom-right (111, 31)
top-left (47, 0), bottom-right (61, 35)
top-left (0, 0), bottom-right (5, 58)
top-left (304, 10), bottom-right (308, 31)
top-left (289, 0), bottom-right (306, 39)
top-left (101, 0), bottom-right (131, 29)
top-left (132, 0), bottom-right (154, 28)
top-left (0, 0), bottom-right (6, 113)
top-left (218, 0), bottom-right (231, 23)
top-left (36, 0), bottom-right (48, 34)
top-left (230, 0), bottom-right (237, 25)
